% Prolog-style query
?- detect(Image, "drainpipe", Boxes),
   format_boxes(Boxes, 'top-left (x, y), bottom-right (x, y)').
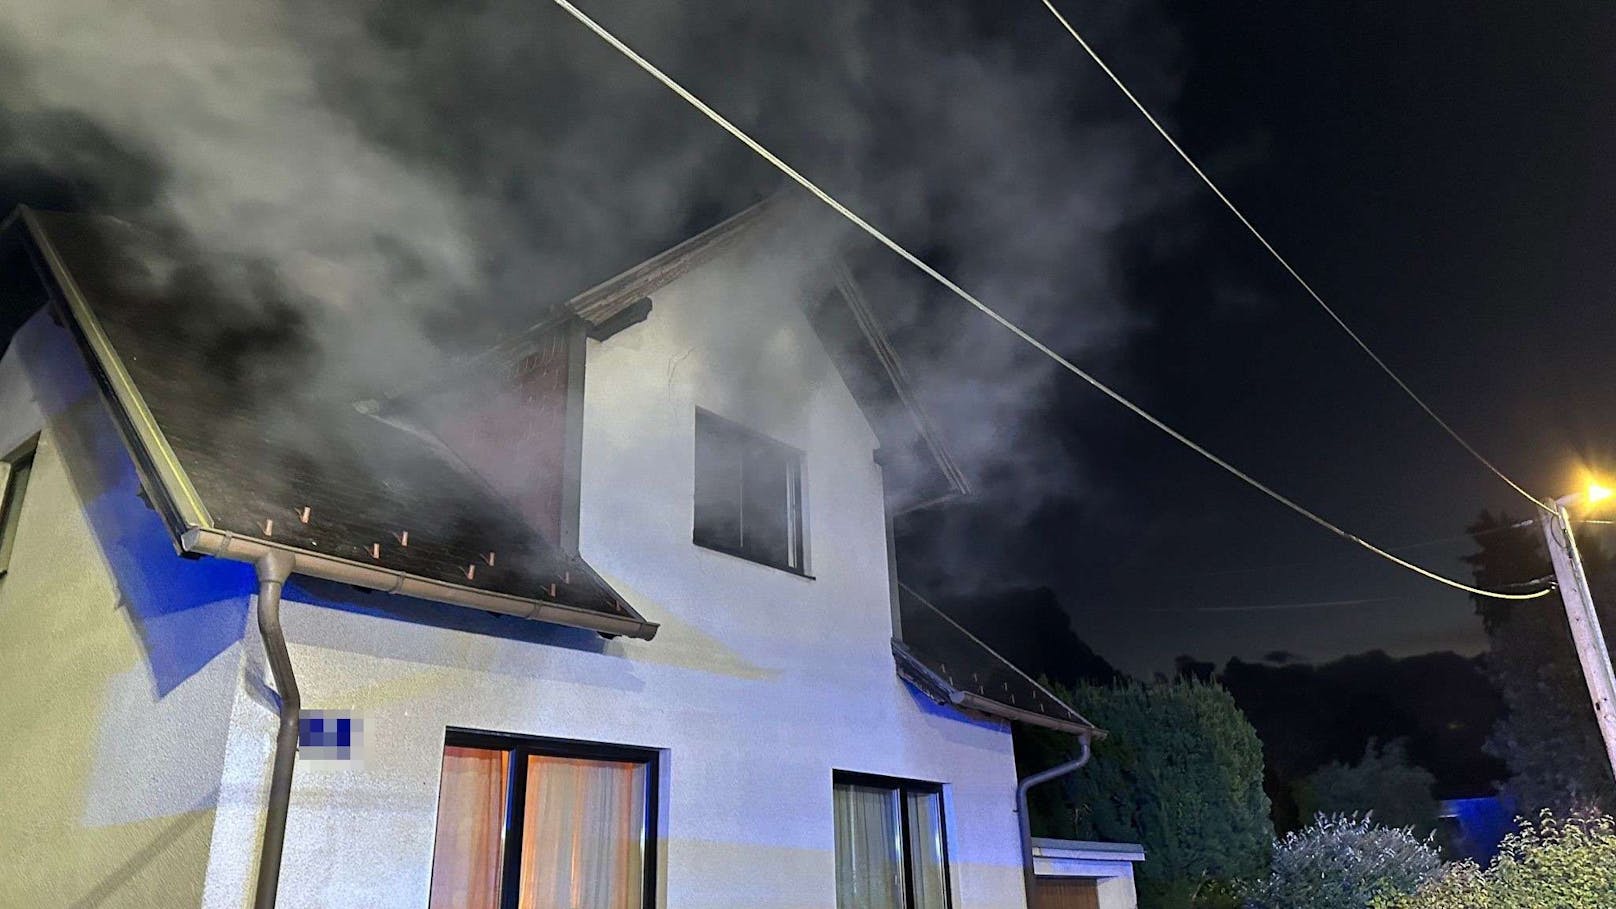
top-left (1017, 732), bottom-right (1093, 908)
top-left (252, 550), bottom-right (298, 909)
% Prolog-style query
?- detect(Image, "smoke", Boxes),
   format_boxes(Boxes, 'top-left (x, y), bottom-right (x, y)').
top-left (0, 0), bottom-right (1189, 586)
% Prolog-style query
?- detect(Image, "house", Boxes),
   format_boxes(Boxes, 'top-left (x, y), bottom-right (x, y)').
top-left (0, 199), bottom-right (1125, 908)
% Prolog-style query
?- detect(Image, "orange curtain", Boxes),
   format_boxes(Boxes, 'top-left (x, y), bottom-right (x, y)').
top-left (518, 755), bottom-right (646, 909)
top-left (429, 746), bottom-right (511, 909)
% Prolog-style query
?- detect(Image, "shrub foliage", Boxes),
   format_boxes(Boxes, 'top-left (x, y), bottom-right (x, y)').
top-left (1374, 812), bottom-right (1616, 908)
top-left (1243, 814), bottom-right (1441, 909)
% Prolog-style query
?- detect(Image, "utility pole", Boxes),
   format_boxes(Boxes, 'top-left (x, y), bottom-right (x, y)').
top-left (1540, 498), bottom-right (1616, 782)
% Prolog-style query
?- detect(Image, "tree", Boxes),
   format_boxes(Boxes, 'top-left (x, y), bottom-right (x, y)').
top-left (1017, 679), bottom-right (1272, 909)
top-left (1294, 739), bottom-right (1439, 835)
top-left (1464, 511), bottom-right (1616, 812)
top-left (937, 587), bottom-right (1129, 689)
top-left (1174, 654), bottom-right (1216, 683)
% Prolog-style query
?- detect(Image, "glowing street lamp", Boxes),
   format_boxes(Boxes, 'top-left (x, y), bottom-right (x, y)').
top-left (1555, 481), bottom-right (1614, 508)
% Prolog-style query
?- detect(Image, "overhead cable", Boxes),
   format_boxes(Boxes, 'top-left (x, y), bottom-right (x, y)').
top-left (552, 0), bottom-right (1552, 602)
top-left (1035, 0), bottom-right (1550, 515)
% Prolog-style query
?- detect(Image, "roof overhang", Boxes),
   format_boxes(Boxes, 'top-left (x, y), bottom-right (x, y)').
top-left (894, 640), bottom-right (1100, 736)
top-left (893, 582), bottom-right (1102, 737)
top-left (1032, 838), bottom-right (1146, 878)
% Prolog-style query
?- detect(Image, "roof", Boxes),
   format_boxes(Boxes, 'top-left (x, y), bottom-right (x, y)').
top-left (894, 583), bottom-right (1100, 736)
top-left (1031, 839), bottom-right (1146, 878)
top-left (3, 207), bottom-right (656, 639)
top-left (1031, 839), bottom-right (1147, 862)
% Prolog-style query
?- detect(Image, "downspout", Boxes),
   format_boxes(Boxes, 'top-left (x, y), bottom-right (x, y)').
top-left (1017, 732), bottom-right (1093, 908)
top-left (252, 550), bottom-right (297, 909)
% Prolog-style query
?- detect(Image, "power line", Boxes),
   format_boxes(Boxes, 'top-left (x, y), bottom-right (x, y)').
top-left (552, 0), bottom-right (1553, 603)
top-left (1151, 597), bottom-right (1399, 614)
top-left (1035, 0), bottom-right (1550, 516)
top-left (1196, 518), bottom-right (1537, 579)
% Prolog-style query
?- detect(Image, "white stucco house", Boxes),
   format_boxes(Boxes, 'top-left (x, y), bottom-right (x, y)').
top-left (0, 200), bottom-right (1137, 909)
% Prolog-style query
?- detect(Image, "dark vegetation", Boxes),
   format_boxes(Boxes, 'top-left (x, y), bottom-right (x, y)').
top-left (1017, 679), bottom-right (1272, 909)
top-left (1220, 650), bottom-right (1502, 831)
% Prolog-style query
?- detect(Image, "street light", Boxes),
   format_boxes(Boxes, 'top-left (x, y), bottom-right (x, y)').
top-left (1553, 479), bottom-right (1613, 508)
top-left (1540, 478), bottom-right (1616, 783)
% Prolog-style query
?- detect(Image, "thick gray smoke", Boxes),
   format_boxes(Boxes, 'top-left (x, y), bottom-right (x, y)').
top-left (0, 0), bottom-right (1187, 588)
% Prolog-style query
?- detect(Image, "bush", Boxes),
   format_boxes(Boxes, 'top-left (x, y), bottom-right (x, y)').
top-left (1373, 812), bottom-right (1616, 908)
top-left (1016, 679), bottom-right (1272, 909)
top-left (1243, 814), bottom-right (1441, 909)
top-left (1190, 877), bottom-right (1245, 909)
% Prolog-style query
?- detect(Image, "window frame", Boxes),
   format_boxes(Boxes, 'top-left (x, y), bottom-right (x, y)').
top-left (0, 434), bottom-right (39, 578)
top-left (435, 728), bottom-right (661, 909)
top-left (691, 408), bottom-right (809, 576)
top-left (832, 769), bottom-right (955, 909)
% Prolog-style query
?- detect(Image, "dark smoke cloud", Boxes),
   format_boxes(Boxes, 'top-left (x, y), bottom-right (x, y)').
top-left (1, 0), bottom-right (1193, 587)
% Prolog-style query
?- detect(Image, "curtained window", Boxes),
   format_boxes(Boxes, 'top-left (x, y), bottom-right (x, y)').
top-left (428, 733), bottom-right (657, 909)
top-left (833, 774), bottom-right (952, 909)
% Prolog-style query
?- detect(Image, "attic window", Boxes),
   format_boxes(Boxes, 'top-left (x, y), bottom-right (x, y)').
top-left (693, 409), bottom-right (806, 574)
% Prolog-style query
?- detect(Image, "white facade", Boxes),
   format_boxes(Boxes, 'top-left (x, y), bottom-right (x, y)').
top-left (0, 237), bottom-right (1035, 907)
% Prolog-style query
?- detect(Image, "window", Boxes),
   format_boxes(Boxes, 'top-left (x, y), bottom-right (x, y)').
top-left (693, 409), bottom-right (806, 573)
top-left (427, 731), bottom-right (657, 909)
top-left (833, 772), bottom-right (951, 909)
top-left (0, 437), bottom-right (37, 576)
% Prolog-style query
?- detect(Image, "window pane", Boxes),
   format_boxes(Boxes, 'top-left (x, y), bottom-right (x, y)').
top-left (741, 440), bottom-right (793, 567)
top-left (518, 755), bottom-right (646, 909)
top-left (693, 417), bottom-right (743, 552)
top-left (428, 746), bottom-right (511, 909)
top-left (905, 790), bottom-right (949, 909)
top-left (834, 781), bottom-right (903, 909)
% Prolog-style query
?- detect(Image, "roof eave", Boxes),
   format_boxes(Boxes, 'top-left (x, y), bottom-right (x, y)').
top-left (182, 527), bottom-right (660, 640)
top-left (832, 264), bottom-right (971, 510)
top-left (893, 640), bottom-right (1101, 737)
top-left (19, 206), bottom-right (214, 535)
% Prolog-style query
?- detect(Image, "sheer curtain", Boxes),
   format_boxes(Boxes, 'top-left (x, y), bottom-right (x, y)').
top-left (834, 781), bottom-right (903, 909)
top-left (429, 746), bottom-right (511, 909)
top-left (518, 755), bottom-right (646, 909)
top-left (904, 790), bottom-right (949, 909)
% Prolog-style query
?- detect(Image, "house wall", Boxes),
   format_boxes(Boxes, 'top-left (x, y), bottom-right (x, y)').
top-left (0, 310), bottom-right (250, 908)
top-left (194, 237), bottom-right (1030, 908)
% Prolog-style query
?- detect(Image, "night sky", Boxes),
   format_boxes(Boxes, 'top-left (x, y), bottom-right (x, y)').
top-left (901, 1), bottom-right (1616, 677)
top-left (4, 0), bottom-right (1616, 680)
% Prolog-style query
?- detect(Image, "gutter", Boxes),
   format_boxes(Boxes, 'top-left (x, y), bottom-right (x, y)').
top-left (1017, 733), bottom-right (1094, 908)
top-left (182, 528), bottom-right (658, 640)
